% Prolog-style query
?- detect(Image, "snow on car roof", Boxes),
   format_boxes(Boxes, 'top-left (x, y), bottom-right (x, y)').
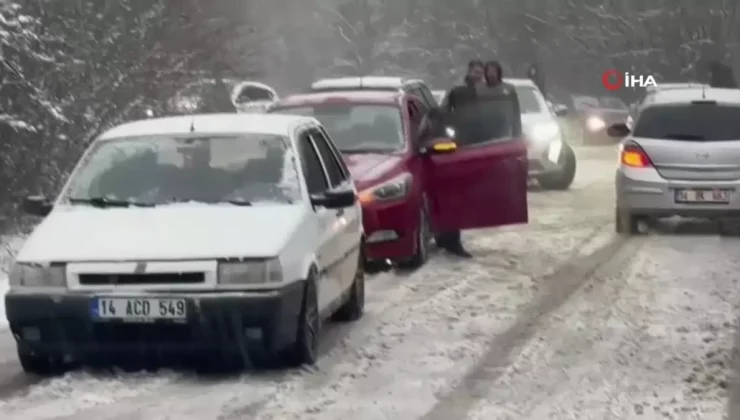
top-left (273, 90), bottom-right (402, 107)
top-left (649, 87), bottom-right (740, 105)
top-left (310, 76), bottom-right (422, 90)
top-left (99, 113), bottom-right (317, 140)
top-left (645, 82), bottom-right (708, 93)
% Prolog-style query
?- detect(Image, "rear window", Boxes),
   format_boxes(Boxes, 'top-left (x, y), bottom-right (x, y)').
top-left (633, 103), bottom-right (740, 141)
top-left (270, 104), bottom-right (404, 152)
top-left (515, 87), bottom-right (542, 113)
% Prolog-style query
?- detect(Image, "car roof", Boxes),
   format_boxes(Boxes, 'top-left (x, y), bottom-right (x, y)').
top-left (98, 113), bottom-right (317, 140)
top-left (503, 78), bottom-right (538, 88)
top-left (310, 76), bottom-right (424, 91)
top-left (646, 82), bottom-right (708, 93)
top-left (646, 87), bottom-right (740, 106)
top-left (272, 90), bottom-right (403, 108)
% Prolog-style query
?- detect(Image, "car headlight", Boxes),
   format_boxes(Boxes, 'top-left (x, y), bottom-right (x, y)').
top-left (358, 172), bottom-right (412, 204)
top-left (218, 259), bottom-right (282, 284)
top-left (586, 116), bottom-right (606, 131)
top-left (9, 262), bottom-right (66, 288)
top-left (528, 122), bottom-right (560, 143)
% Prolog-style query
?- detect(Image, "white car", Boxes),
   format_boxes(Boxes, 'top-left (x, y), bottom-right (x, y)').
top-left (5, 113), bottom-right (364, 373)
top-left (506, 78), bottom-right (577, 189)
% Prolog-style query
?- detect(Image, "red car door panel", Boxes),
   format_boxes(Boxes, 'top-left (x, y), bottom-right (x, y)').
top-left (424, 137), bottom-right (528, 232)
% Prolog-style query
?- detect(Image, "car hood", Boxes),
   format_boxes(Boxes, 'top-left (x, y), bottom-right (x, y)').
top-left (342, 153), bottom-right (404, 190)
top-left (17, 204), bottom-right (305, 262)
top-left (521, 113), bottom-right (554, 129)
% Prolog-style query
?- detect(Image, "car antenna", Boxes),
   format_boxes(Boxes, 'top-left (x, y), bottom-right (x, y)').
top-left (701, 84), bottom-right (706, 99)
top-left (189, 118), bottom-right (196, 132)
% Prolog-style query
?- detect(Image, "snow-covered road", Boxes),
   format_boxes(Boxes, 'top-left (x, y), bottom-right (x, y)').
top-left (1, 146), bottom-right (735, 419)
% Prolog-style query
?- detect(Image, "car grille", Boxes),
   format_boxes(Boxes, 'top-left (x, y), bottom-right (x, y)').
top-left (79, 273), bottom-right (205, 285)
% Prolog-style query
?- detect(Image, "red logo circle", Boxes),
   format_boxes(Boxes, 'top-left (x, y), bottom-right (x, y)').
top-left (602, 69), bottom-right (621, 91)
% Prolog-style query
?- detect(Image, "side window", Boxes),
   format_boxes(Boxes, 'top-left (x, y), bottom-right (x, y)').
top-left (297, 131), bottom-right (329, 194)
top-left (318, 126), bottom-right (350, 179)
top-left (310, 128), bottom-right (346, 188)
top-left (416, 84), bottom-right (438, 109)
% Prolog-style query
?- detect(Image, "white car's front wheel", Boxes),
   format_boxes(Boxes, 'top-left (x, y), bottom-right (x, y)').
top-left (538, 144), bottom-right (576, 190)
top-left (283, 274), bottom-right (320, 366)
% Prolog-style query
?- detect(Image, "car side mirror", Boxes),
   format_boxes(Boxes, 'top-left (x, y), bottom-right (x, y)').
top-left (553, 104), bottom-right (568, 116)
top-left (311, 188), bottom-right (356, 209)
top-left (421, 137), bottom-right (457, 155)
top-left (23, 195), bottom-right (53, 217)
top-left (607, 122), bottom-right (631, 138)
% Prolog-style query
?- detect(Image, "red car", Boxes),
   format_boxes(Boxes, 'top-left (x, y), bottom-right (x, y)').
top-left (268, 88), bottom-right (528, 269)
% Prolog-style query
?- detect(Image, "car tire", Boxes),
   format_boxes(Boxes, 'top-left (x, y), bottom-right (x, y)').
top-left (17, 349), bottom-right (61, 376)
top-left (282, 273), bottom-right (320, 367)
top-left (398, 208), bottom-right (430, 270)
top-left (615, 208), bottom-right (641, 235)
top-left (332, 247), bottom-right (365, 322)
top-left (538, 144), bottom-right (577, 190)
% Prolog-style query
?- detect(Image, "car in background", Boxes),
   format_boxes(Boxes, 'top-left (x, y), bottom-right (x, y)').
top-left (432, 89), bottom-right (446, 105)
top-left (231, 81), bottom-right (279, 113)
top-left (608, 87), bottom-right (740, 234)
top-left (507, 78), bottom-right (577, 190)
top-left (576, 95), bottom-right (630, 145)
top-left (268, 82), bottom-right (528, 270)
top-left (6, 113), bottom-right (365, 372)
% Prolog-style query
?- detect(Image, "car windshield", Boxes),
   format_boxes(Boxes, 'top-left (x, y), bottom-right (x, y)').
top-left (59, 134), bottom-right (301, 206)
top-left (600, 96), bottom-right (627, 109)
top-left (170, 80), bottom-right (235, 112)
top-left (633, 104), bottom-right (740, 141)
top-left (235, 85), bottom-right (274, 103)
top-left (270, 104), bottom-right (404, 153)
top-left (515, 87), bottom-right (542, 113)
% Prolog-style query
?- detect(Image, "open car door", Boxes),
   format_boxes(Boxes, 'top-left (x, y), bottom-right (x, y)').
top-left (423, 94), bottom-right (528, 232)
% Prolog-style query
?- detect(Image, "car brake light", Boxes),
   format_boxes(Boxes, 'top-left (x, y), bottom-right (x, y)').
top-left (620, 143), bottom-right (652, 168)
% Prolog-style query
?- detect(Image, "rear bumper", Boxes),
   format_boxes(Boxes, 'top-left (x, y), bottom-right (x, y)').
top-left (5, 282), bottom-right (305, 357)
top-left (362, 198), bottom-right (418, 261)
top-left (617, 169), bottom-right (740, 218)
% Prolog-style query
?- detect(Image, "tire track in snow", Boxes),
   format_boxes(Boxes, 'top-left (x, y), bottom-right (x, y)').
top-left (420, 235), bottom-right (636, 420)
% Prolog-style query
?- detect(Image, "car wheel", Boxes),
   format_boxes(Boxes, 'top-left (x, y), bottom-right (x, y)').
top-left (398, 207), bottom-right (430, 269)
top-left (17, 349), bottom-right (62, 376)
top-left (332, 247), bottom-right (365, 322)
top-left (282, 274), bottom-right (320, 367)
top-left (615, 208), bottom-right (641, 235)
top-left (538, 144), bottom-right (576, 190)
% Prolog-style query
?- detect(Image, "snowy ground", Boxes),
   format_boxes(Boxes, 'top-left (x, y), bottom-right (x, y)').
top-left (2, 146), bottom-right (735, 419)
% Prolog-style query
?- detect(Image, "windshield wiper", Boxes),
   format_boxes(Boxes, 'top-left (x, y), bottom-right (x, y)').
top-left (226, 199), bottom-right (252, 206)
top-left (68, 197), bottom-right (155, 208)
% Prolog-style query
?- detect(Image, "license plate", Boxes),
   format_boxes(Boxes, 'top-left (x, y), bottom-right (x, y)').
top-left (90, 297), bottom-right (187, 321)
top-left (674, 189), bottom-right (730, 203)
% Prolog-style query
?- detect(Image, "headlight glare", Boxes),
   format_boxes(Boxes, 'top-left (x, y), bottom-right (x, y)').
top-left (218, 259), bottom-right (282, 284)
top-left (359, 172), bottom-right (412, 203)
top-left (9, 263), bottom-right (66, 288)
top-left (586, 116), bottom-right (606, 131)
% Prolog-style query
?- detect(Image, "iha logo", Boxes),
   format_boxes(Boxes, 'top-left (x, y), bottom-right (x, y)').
top-left (602, 69), bottom-right (657, 91)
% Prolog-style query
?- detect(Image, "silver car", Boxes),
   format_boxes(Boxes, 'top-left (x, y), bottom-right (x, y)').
top-left (611, 87), bottom-right (740, 234)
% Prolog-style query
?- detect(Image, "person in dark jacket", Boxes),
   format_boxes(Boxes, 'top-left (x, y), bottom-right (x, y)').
top-left (432, 60), bottom-right (488, 258)
top-left (441, 60), bottom-right (485, 112)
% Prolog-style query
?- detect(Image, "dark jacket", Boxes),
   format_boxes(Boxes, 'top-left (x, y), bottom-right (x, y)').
top-left (441, 76), bottom-right (479, 112)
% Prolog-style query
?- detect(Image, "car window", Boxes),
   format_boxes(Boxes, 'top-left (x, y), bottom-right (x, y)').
top-left (310, 128), bottom-right (346, 187)
top-left (318, 126), bottom-right (350, 179)
top-left (415, 84), bottom-right (438, 109)
top-left (235, 86), bottom-right (274, 103)
top-left (297, 132), bottom-right (329, 194)
top-left (60, 134), bottom-right (301, 205)
top-left (633, 103), bottom-right (740, 141)
top-left (600, 96), bottom-right (627, 109)
top-left (270, 104), bottom-right (404, 153)
top-left (514, 87), bottom-right (543, 113)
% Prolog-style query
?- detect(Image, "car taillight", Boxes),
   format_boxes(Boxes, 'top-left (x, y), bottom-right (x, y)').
top-left (620, 142), bottom-right (652, 168)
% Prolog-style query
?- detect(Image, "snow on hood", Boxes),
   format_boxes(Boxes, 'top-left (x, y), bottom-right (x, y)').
top-left (342, 153), bottom-right (404, 188)
top-left (17, 204), bottom-right (306, 262)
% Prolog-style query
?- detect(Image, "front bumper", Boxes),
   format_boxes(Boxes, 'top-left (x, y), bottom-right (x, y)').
top-left (362, 198), bottom-right (417, 261)
top-left (5, 282), bottom-right (305, 358)
top-left (617, 168), bottom-right (740, 218)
